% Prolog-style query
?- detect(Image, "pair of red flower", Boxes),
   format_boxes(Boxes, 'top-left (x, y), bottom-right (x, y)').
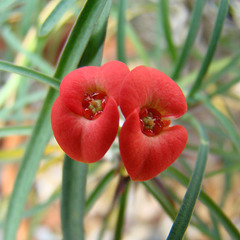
top-left (51, 61), bottom-right (187, 181)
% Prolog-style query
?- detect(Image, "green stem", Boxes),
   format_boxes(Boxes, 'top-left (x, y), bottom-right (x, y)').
top-left (61, 155), bottom-right (88, 240)
top-left (160, 0), bottom-right (177, 62)
top-left (142, 181), bottom-right (176, 219)
top-left (117, 0), bottom-right (127, 63)
top-left (85, 169), bottom-right (115, 214)
top-left (60, 1), bottom-right (112, 238)
top-left (209, 72), bottom-right (240, 97)
top-left (171, 0), bottom-right (206, 80)
top-left (188, 0), bottom-right (229, 99)
top-left (114, 177), bottom-right (130, 240)
top-left (201, 51), bottom-right (240, 89)
top-left (0, 60), bottom-right (60, 89)
top-left (167, 115), bottom-right (209, 240)
top-left (166, 167), bottom-right (240, 240)
top-left (3, 1), bottom-right (110, 239)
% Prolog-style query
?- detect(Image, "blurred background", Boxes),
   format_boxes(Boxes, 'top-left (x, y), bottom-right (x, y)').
top-left (0, 0), bottom-right (240, 239)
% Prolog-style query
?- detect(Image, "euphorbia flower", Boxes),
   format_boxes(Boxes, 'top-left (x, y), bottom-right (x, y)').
top-left (119, 66), bottom-right (188, 181)
top-left (51, 61), bottom-right (129, 163)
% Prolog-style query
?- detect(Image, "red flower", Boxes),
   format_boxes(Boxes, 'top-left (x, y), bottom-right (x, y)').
top-left (119, 66), bottom-right (188, 181)
top-left (51, 61), bottom-right (129, 163)
top-left (51, 62), bottom-right (187, 181)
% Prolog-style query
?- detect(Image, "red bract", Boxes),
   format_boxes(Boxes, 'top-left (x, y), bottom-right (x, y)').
top-left (119, 66), bottom-right (188, 181)
top-left (51, 61), bottom-right (129, 163)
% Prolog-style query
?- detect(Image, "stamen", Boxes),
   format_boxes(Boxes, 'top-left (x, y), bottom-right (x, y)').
top-left (139, 107), bottom-right (170, 137)
top-left (82, 91), bottom-right (107, 120)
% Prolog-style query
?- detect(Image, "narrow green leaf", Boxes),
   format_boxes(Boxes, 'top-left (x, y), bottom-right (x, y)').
top-left (205, 162), bottom-right (240, 178)
top-left (202, 97), bottom-right (240, 151)
top-left (39, 0), bottom-right (76, 37)
top-left (114, 180), bottom-right (130, 240)
top-left (202, 51), bottom-right (240, 89)
top-left (61, 156), bottom-right (88, 240)
top-left (54, 0), bottom-right (109, 79)
top-left (178, 56), bottom-right (232, 90)
top-left (167, 185), bottom-right (218, 239)
top-left (186, 144), bottom-right (240, 161)
top-left (153, 1), bottom-right (164, 68)
top-left (210, 214), bottom-right (221, 240)
top-left (200, 192), bottom-right (240, 240)
top-left (0, 125), bottom-right (32, 138)
top-left (0, 0), bottom-right (17, 9)
top-left (98, 219), bottom-right (108, 240)
top-left (142, 181), bottom-right (176, 219)
top-left (167, 116), bottom-right (209, 240)
top-left (0, 60), bottom-right (60, 89)
top-left (61, 1), bottom-right (112, 239)
top-left (112, 7), bottom-right (150, 65)
top-left (117, 0), bottom-right (127, 63)
top-left (210, 73), bottom-right (240, 97)
top-left (219, 158), bottom-right (232, 207)
top-left (4, 88), bottom-right (58, 240)
top-left (166, 167), bottom-right (240, 240)
top-left (160, 0), bottom-right (177, 62)
top-left (15, 77), bottom-right (30, 118)
top-left (18, 0), bottom-right (40, 36)
top-left (178, 158), bottom-right (193, 176)
top-left (193, 218), bottom-right (219, 240)
top-left (0, 91), bottom-right (46, 120)
top-left (188, 0), bottom-right (229, 99)
top-left (4, 0), bottom-right (110, 239)
top-left (0, 76), bottom-right (20, 108)
top-left (1, 26), bottom-right (54, 73)
top-left (85, 169), bottom-right (115, 214)
top-left (79, 0), bottom-right (112, 67)
top-left (23, 189), bottom-right (60, 218)
top-left (126, 23), bottom-right (150, 66)
top-left (171, 0), bottom-right (206, 80)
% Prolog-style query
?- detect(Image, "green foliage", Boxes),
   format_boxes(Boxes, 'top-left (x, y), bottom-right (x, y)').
top-left (188, 0), bottom-right (229, 99)
top-left (0, 0), bottom-right (239, 239)
top-left (0, 60), bottom-right (60, 89)
top-left (171, 0), bottom-right (206, 80)
top-left (167, 115), bottom-right (209, 239)
top-left (61, 156), bottom-right (88, 240)
top-left (39, 0), bottom-right (76, 37)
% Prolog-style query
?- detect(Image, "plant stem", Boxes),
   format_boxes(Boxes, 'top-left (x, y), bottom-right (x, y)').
top-left (61, 155), bottom-right (88, 240)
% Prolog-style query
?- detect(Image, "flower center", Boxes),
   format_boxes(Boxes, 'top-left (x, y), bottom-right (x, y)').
top-left (82, 91), bottom-right (107, 120)
top-left (139, 107), bottom-right (170, 137)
